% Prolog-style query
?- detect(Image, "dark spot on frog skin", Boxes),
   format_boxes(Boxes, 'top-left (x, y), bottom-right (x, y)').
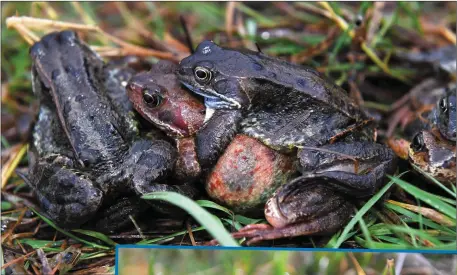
top-left (78, 150), bottom-right (99, 168)
top-left (252, 62), bottom-right (263, 71)
top-left (75, 94), bottom-right (85, 102)
top-left (59, 30), bottom-right (77, 45)
top-left (297, 78), bottom-right (307, 88)
top-left (29, 42), bottom-right (45, 58)
top-left (158, 110), bottom-right (175, 125)
top-left (267, 71), bottom-right (277, 78)
top-left (52, 69), bottom-right (61, 81)
top-left (63, 252), bottom-right (74, 263)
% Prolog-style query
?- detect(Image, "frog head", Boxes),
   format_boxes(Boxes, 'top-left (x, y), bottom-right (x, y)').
top-left (127, 69), bottom-right (205, 138)
top-left (176, 40), bottom-right (254, 111)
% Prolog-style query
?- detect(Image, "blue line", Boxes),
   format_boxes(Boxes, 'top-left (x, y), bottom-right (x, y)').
top-left (115, 244), bottom-right (457, 254)
top-left (115, 245), bottom-right (118, 275)
top-left (114, 245), bottom-right (457, 274)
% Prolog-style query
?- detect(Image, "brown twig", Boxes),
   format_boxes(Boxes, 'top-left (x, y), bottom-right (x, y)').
top-left (186, 220), bottom-right (197, 246)
top-left (291, 27), bottom-right (340, 63)
top-left (225, 2), bottom-right (237, 45)
top-left (1, 250), bottom-right (37, 271)
top-left (366, 2), bottom-right (385, 46)
top-left (348, 252), bottom-right (366, 275)
top-left (6, 16), bottom-right (181, 60)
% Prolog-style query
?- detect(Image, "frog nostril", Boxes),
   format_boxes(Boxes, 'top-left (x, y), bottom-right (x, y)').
top-left (82, 159), bottom-right (91, 167)
top-left (51, 69), bottom-right (61, 81)
top-left (30, 42), bottom-right (45, 59)
top-left (79, 150), bottom-right (98, 168)
top-left (252, 63), bottom-right (263, 71)
top-left (59, 31), bottom-right (77, 45)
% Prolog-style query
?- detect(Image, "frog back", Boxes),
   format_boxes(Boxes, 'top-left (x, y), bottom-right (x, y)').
top-left (246, 52), bottom-right (364, 120)
top-left (238, 52), bottom-right (369, 151)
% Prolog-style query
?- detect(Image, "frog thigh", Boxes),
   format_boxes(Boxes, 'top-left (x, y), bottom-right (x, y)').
top-left (297, 142), bottom-right (398, 197)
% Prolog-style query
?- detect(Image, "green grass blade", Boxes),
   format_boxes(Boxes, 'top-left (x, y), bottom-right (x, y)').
top-left (330, 174), bottom-right (400, 248)
top-left (388, 175), bottom-right (456, 219)
top-left (30, 208), bottom-right (110, 249)
top-left (72, 229), bottom-right (118, 247)
top-left (142, 192), bottom-right (239, 247)
top-left (136, 227), bottom-right (205, 245)
top-left (385, 202), bottom-right (456, 231)
top-left (385, 226), bottom-right (444, 247)
top-left (196, 200), bottom-right (234, 218)
top-left (234, 215), bottom-right (265, 225)
top-left (410, 164), bottom-right (456, 198)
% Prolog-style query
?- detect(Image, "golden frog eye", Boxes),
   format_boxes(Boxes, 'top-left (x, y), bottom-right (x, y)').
top-left (142, 89), bottom-right (163, 108)
top-left (194, 66), bottom-right (212, 83)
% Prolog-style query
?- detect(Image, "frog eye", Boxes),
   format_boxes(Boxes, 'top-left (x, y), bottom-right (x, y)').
top-left (142, 89), bottom-right (163, 108)
top-left (439, 97), bottom-right (448, 114)
top-left (411, 132), bottom-right (425, 152)
top-left (194, 66), bottom-right (212, 83)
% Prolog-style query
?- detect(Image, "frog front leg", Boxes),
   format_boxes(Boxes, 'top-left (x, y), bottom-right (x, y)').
top-left (297, 141), bottom-right (398, 198)
top-left (195, 109), bottom-right (243, 171)
top-left (122, 139), bottom-right (200, 213)
top-left (25, 153), bottom-right (103, 228)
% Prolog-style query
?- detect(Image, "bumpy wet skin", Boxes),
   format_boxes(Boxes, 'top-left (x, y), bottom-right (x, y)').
top-left (26, 31), bottom-right (198, 232)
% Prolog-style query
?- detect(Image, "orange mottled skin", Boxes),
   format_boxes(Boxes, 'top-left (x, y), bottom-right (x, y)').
top-left (206, 135), bottom-right (296, 214)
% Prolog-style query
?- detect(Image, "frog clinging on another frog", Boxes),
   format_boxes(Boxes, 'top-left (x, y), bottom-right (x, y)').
top-left (25, 31), bottom-right (398, 244)
top-left (129, 40), bottom-right (398, 243)
top-left (24, 31), bottom-right (198, 231)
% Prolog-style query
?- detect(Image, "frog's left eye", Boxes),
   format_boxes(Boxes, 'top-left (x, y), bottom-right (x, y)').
top-left (142, 89), bottom-right (163, 108)
top-left (411, 132), bottom-right (425, 152)
top-left (194, 66), bottom-right (212, 84)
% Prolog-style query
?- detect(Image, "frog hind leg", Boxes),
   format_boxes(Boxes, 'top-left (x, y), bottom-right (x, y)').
top-left (298, 141), bottom-right (398, 198)
top-left (231, 204), bottom-right (352, 246)
top-left (127, 139), bottom-right (200, 214)
top-left (207, 180), bottom-right (353, 246)
top-left (28, 159), bottom-right (103, 228)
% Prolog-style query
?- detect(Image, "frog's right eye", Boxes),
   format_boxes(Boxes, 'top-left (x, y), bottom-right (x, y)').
top-left (411, 132), bottom-right (425, 152)
top-left (142, 89), bottom-right (163, 108)
top-left (194, 66), bottom-right (212, 84)
top-left (439, 97), bottom-right (448, 114)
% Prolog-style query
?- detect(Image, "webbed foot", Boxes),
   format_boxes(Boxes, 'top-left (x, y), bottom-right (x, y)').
top-left (24, 157), bottom-right (103, 228)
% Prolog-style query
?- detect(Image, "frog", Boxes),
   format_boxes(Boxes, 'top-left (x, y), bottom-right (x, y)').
top-left (176, 40), bottom-right (396, 189)
top-left (127, 60), bottom-right (206, 180)
top-left (408, 130), bottom-right (456, 185)
top-left (131, 61), bottom-right (395, 243)
top-left (432, 84), bottom-right (456, 141)
top-left (388, 86), bottom-right (456, 186)
top-left (126, 61), bottom-right (298, 214)
top-left (23, 31), bottom-right (198, 231)
top-left (387, 78), bottom-right (450, 139)
top-left (155, 40), bottom-right (398, 243)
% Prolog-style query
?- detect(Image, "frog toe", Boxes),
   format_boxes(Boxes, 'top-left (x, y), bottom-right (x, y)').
top-left (232, 200), bottom-right (353, 245)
